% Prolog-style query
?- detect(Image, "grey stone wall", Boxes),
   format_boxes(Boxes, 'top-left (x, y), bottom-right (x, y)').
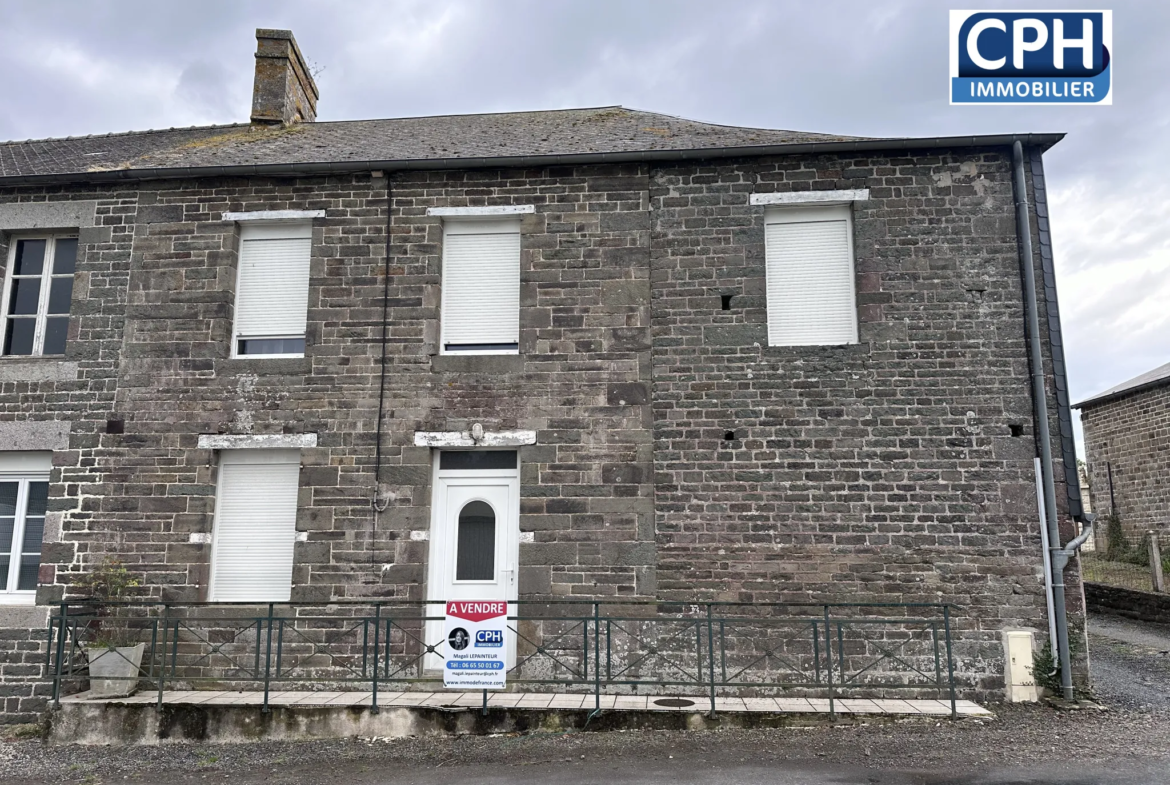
top-left (0, 148), bottom-right (1080, 717)
top-left (1081, 383), bottom-right (1170, 535)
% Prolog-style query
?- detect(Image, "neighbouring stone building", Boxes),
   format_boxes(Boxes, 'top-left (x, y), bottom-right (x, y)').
top-left (1075, 361), bottom-right (1170, 536)
top-left (0, 30), bottom-right (1089, 722)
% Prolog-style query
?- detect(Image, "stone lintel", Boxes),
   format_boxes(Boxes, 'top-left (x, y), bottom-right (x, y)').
top-left (749, 189), bottom-right (870, 206)
top-left (197, 433), bottom-right (318, 450)
top-left (413, 430), bottom-right (537, 448)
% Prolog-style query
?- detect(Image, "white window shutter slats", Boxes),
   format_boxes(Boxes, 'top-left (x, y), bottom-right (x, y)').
top-left (235, 235), bottom-right (311, 339)
top-left (441, 227), bottom-right (520, 349)
top-left (210, 459), bottom-right (300, 602)
top-left (764, 208), bottom-right (858, 346)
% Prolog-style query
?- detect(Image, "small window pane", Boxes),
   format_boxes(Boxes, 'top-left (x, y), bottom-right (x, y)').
top-left (25, 483), bottom-right (48, 517)
top-left (0, 482), bottom-right (17, 517)
top-left (13, 240), bottom-right (45, 275)
top-left (2, 318), bottom-right (35, 355)
top-left (439, 451), bottom-right (518, 471)
top-left (42, 318), bottom-right (69, 355)
top-left (456, 500), bottom-right (496, 581)
top-left (7, 279), bottom-right (41, 315)
top-left (17, 554), bottom-right (39, 591)
top-left (21, 516), bottom-right (44, 554)
top-left (48, 277), bottom-right (74, 314)
top-left (0, 556), bottom-right (8, 589)
top-left (0, 517), bottom-right (12, 553)
top-left (52, 238), bottom-right (79, 274)
top-left (237, 338), bottom-right (305, 355)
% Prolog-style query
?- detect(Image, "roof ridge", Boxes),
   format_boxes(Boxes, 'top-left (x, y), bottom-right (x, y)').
top-left (0, 122), bottom-right (248, 148)
top-left (617, 105), bottom-right (862, 139)
top-left (307, 105), bottom-right (628, 125)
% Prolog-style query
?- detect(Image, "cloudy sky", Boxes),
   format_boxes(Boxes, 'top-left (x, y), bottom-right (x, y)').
top-left (2, 1), bottom-right (1165, 448)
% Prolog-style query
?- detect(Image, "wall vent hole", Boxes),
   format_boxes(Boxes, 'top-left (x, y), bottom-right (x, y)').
top-left (723, 431), bottom-right (737, 441)
top-left (720, 294), bottom-right (733, 311)
top-left (105, 419), bottom-right (125, 435)
top-left (1009, 423), bottom-right (1024, 437)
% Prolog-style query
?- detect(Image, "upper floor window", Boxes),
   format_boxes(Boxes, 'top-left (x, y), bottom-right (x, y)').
top-left (0, 451), bottom-right (51, 605)
top-left (2, 236), bottom-right (77, 356)
top-left (440, 218), bottom-right (521, 354)
top-left (232, 222), bottom-right (311, 357)
top-left (764, 204), bottom-right (858, 346)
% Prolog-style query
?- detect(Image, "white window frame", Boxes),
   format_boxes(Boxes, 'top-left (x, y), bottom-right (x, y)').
top-left (763, 203), bottom-right (860, 347)
top-left (438, 215), bottom-right (524, 356)
top-left (230, 221), bottom-right (313, 360)
top-left (1, 233), bottom-right (77, 357)
top-left (0, 452), bottom-right (52, 605)
top-left (207, 448), bottom-right (301, 603)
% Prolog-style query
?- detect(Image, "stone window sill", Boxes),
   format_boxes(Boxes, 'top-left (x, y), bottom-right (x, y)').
top-left (0, 358), bottom-right (80, 382)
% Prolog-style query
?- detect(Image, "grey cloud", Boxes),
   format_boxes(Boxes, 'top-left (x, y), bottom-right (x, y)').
top-left (1, 0), bottom-right (1167, 450)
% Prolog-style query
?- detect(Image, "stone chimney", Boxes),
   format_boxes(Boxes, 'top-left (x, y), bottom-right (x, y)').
top-left (250, 29), bottom-right (319, 126)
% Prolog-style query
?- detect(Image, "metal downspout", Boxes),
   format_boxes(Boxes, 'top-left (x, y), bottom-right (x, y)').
top-left (1012, 140), bottom-right (1075, 700)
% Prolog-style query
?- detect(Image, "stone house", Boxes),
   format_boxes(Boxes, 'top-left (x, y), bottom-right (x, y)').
top-left (1075, 361), bottom-right (1170, 537)
top-left (0, 30), bottom-right (1089, 722)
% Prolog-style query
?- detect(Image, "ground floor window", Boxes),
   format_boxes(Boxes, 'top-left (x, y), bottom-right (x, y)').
top-left (208, 449), bottom-right (300, 602)
top-left (0, 451), bottom-right (51, 604)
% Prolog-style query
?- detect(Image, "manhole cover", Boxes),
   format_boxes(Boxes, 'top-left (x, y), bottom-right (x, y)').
top-left (653, 698), bottom-right (696, 708)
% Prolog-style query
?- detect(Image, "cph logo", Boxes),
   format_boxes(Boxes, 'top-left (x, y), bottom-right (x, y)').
top-left (950, 10), bottom-right (1112, 104)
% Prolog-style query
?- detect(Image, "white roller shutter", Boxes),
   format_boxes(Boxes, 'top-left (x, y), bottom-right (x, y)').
top-left (234, 223), bottom-right (311, 344)
top-left (764, 205), bottom-right (858, 346)
top-left (209, 450), bottom-right (300, 602)
top-left (441, 219), bottom-right (520, 352)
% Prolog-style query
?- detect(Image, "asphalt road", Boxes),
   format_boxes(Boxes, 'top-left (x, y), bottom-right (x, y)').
top-left (3, 613), bottom-right (1169, 785)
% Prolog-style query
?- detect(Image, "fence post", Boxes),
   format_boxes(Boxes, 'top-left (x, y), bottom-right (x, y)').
top-left (822, 606), bottom-right (835, 721)
top-left (943, 605), bottom-right (957, 720)
top-left (593, 602), bottom-right (601, 716)
top-left (1148, 531), bottom-right (1165, 593)
top-left (706, 604), bottom-right (717, 718)
top-left (372, 604), bottom-right (381, 714)
top-left (262, 603), bottom-right (274, 713)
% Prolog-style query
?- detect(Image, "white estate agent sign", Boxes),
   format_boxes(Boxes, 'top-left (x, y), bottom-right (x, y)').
top-left (443, 600), bottom-right (508, 689)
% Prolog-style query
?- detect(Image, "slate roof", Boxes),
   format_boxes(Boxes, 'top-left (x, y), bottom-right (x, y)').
top-left (1073, 361), bottom-right (1170, 410)
top-left (0, 106), bottom-right (1063, 185)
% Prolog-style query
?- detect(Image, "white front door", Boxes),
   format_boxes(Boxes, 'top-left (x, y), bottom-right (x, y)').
top-left (425, 451), bottom-right (519, 669)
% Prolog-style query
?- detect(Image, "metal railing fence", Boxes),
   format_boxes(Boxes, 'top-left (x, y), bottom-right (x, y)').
top-left (47, 599), bottom-right (959, 720)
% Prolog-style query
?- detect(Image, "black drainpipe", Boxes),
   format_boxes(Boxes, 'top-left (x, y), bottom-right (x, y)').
top-left (1012, 140), bottom-right (1075, 700)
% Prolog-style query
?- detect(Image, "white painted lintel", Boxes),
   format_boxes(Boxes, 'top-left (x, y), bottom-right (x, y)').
top-left (221, 210), bottom-right (327, 222)
top-left (749, 189), bottom-right (870, 206)
top-left (197, 433), bottom-right (318, 450)
top-left (426, 205), bottom-right (536, 217)
top-left (413, 430), bottom-right (537, 448)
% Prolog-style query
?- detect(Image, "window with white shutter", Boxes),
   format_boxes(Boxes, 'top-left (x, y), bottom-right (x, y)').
top-left (764, 204), bottom-right (859, 346)
top-left (233, 223), bottom-right (311, 357)
top-left (208, 449), bottom-right (300, 602)
top-left (440, 219), bottom-right (521, 354)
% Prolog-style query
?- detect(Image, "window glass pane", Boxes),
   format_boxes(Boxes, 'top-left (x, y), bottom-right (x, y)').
top-left (42, 318), bottom-right (69, 355)
top-left (439, 451), bottom-right (518, 470)
top-left (0, 482), bottom-right (16, 518)
top-left (3, 318), bottom-right (35, 355)
top-left (7, 279), bottom-right (41, 315)
top-left (21, 516), bottom-right (44, 555)
top-left (52, 238), bottom-right (78, 274)
top-left (0, 556), bottom-right (8, 590)
top-left (237, 337), bottom-right (305, 355)
top-left (13, 239), bottom-right (45, 276)
top-left (25, 482), bottom-right (48, 517)
top-left (0, 517), bottom-right (12, 553)
top-left (18, 554), bottom-right (39, 591)
top-left (455, 500), bottom-right (496, 581)
top-left (48, 277), bottom-right (74, 314)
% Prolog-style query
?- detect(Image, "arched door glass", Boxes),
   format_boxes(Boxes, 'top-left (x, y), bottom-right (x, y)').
top-left (456, 500), bottom-right (495, 580)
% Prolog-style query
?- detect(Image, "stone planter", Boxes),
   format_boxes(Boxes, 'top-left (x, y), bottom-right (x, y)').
top-left (86, 643), bottom-right (145, 698)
